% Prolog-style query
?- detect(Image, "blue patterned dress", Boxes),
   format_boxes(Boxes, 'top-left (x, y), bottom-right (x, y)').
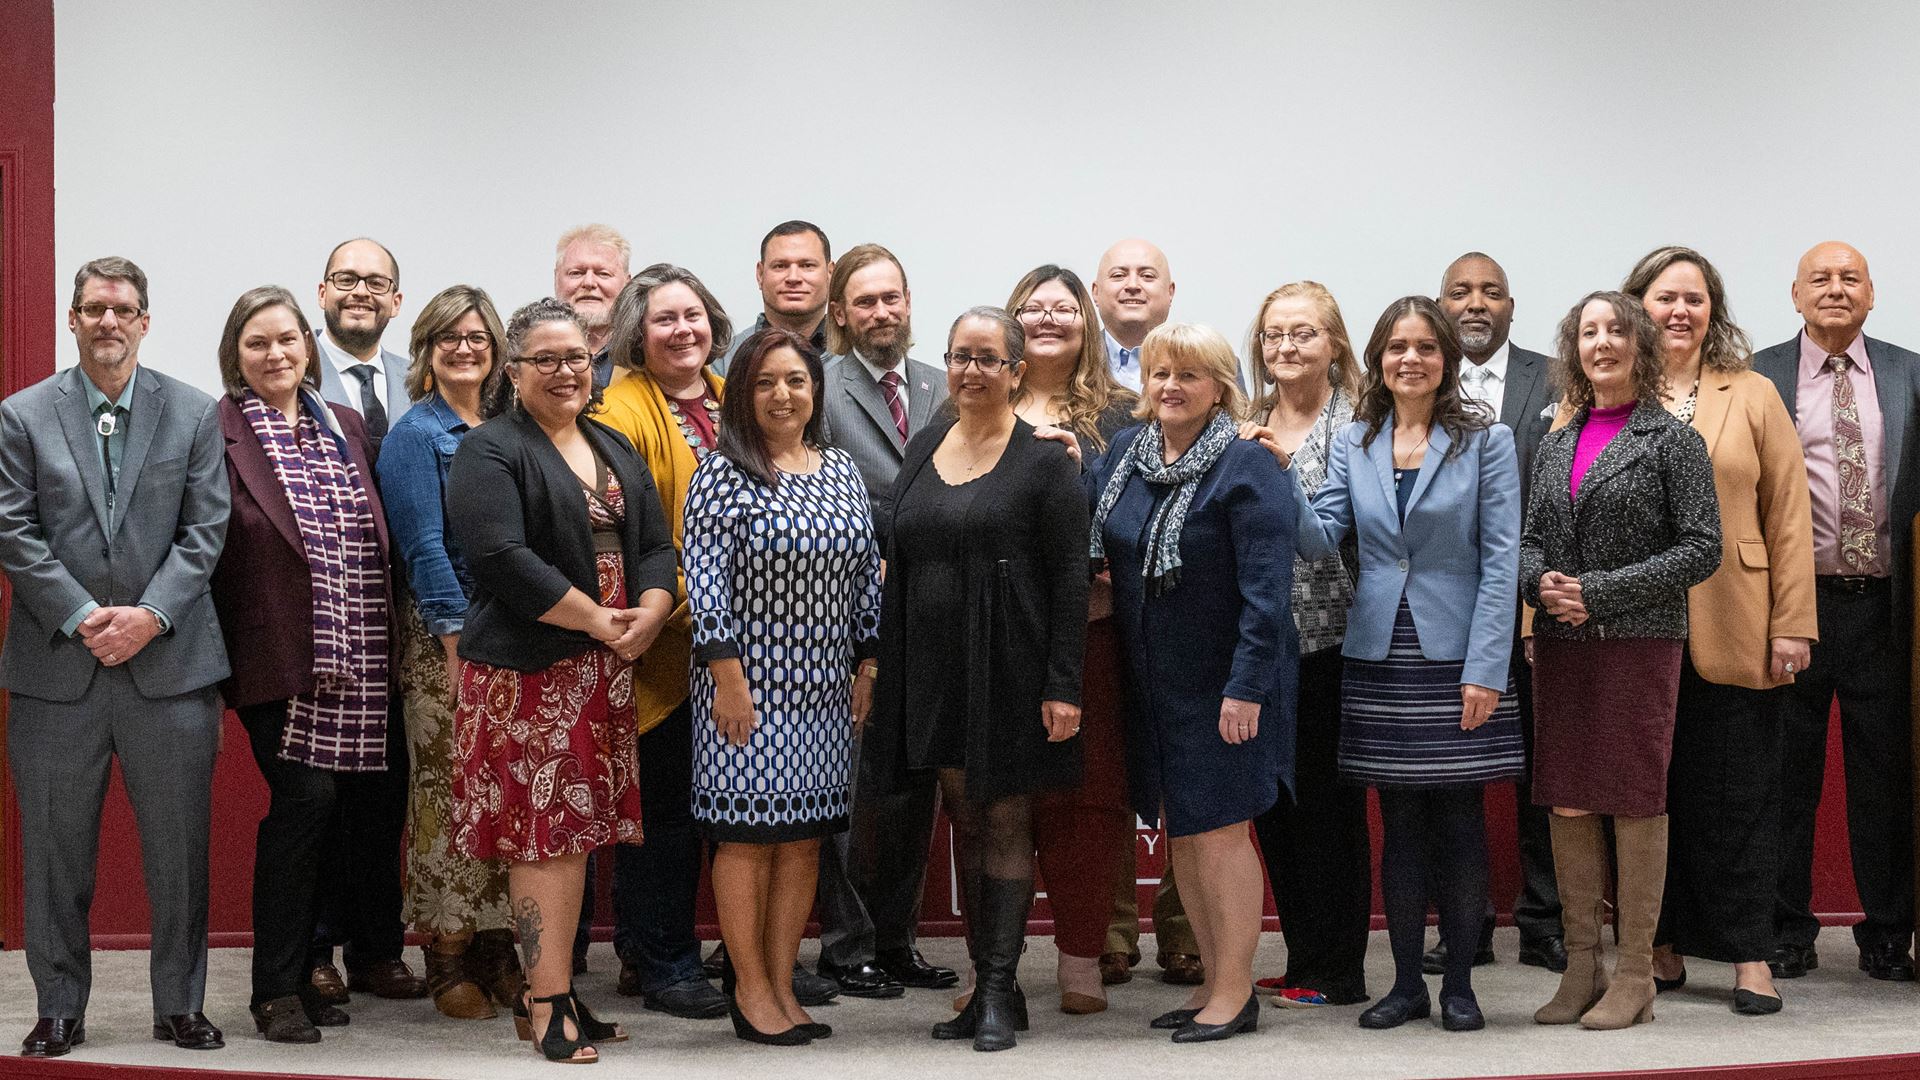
top-left (683, 448), bottom-right (883, 841)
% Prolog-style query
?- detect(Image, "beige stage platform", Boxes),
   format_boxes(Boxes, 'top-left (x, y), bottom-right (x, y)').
top-left (3, 927), bottom-right (1917, 1079)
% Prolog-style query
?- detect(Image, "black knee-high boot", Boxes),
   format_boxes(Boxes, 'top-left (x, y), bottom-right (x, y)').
top-left (971, 876), bottom-right (1033, 1052)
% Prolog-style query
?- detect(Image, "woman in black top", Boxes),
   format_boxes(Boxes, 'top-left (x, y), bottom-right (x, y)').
top-left (446, 298), bottom-right (677, 1065)
top-left (867, 306), bottom-right (1090, 1052)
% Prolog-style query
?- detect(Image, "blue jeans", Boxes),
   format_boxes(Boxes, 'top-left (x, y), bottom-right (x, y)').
top-left (611, 702), bottom-right (704, 990)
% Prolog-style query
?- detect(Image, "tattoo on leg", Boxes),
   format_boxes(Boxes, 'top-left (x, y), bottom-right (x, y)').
top-left (516, 897), bottom-right (544, 971)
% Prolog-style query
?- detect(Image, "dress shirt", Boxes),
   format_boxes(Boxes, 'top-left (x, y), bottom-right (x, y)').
top-left (62, 366), bottom-right (171, 637)
top-left (1457, 342), bottom-right (1510, 413)
top-left (318, 331), bottom-right (390, 413)
top-left (1103, 330), bottom-right (1143, 392)
top-left (856, 350), bottom-right (910, 418)
top-left (1796, 331), bottom-right (1889, 576)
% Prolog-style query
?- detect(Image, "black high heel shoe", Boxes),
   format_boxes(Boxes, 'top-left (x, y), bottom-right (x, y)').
top-left (527, 991), bottom-right (597, 1064)
top-left (570, 988), bottom-right (626, 1044)
top-left (1171, 995), bottom-right (1259, 1044)
top-left (728, 999), bottom-right (812, 1046)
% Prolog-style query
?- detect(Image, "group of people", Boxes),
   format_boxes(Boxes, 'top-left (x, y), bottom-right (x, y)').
top-left (0, 223), bottom-right (1912, 1063)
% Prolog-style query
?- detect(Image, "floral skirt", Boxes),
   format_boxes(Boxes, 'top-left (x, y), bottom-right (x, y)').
top-left (452, 554), bottom-right (645, 862)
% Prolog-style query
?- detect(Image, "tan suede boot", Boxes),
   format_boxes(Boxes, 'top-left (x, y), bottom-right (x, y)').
top-left (1581, 815), bottom-right (1667, 1030)
top-left (1535, 814), bottom-right (1609, 1024)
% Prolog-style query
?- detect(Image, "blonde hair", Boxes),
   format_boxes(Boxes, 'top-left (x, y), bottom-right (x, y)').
top-left (554, 223), bottom-right (632, 271)
top-left (1245, 281), bottom-right (1363, 418)
top-left (1132, 323), bottom-right (1248, 422)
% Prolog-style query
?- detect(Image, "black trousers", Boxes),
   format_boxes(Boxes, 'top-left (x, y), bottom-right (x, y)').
top-left (241, 701), bottom-right (402, 1007)
top-left (1254, 645), bottom-right (1370, 997)
top-left (1776, 578), bottom-right (1916, 950)
top-left (1658, 652), bottom-right (1782, 963)
top-left (309, 698), bottom-right (408, 969)
top-left (613, 703), bottom-right (706, 989)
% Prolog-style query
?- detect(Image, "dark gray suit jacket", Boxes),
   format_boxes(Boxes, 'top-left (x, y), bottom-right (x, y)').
top-left (0, 365), bottom-right (231, 701)
top-left (1500, 345), bottom-right (1557, 507)
top-left (1752, 332), bottom-right (1920, 642)
top-left (818, 353), bottom-right (948, 534)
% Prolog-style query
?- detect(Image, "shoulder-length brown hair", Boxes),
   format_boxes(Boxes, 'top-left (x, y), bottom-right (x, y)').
top-left (715, 327), bottom-right (827, 490)
top-left (1622, 245), bottom-right (1752, 373)
top-left (405, 284), bottom-right (509, 403)
top-left (1246, 280), bottom-right (1363, 419)
top-left (1553, 291), bottom-right (1667, 413)
top-left (1005, 264), bottom-right (1136, 453)
top-left (1354, 295), bottom-right (1490, 458)
top-left (217, 285), bottom-right (321, 400)
top-left (608, 263), bottom-right (733, 374)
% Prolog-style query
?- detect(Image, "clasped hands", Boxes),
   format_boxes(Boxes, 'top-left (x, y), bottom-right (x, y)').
top-left (1538, 570), bottom-right (1589, 627)
top-left (589, 606), bottom-right (660, 663)
top-left (80, 605), bottom-right (161, 667)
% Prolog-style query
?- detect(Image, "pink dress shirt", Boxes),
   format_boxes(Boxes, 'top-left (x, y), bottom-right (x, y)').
top-left (1795, 331), bottom-right (1889, 576)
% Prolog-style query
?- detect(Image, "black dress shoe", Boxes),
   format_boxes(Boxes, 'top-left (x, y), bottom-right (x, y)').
top-left (1440, 994), bottom-right (1485, 1031)
top-left (727, 999), bottom-right (811, 1046)
top-left (1421, 937), bottom-right (1495, 975)
top-left (1768, 942), bottom-right (1818, 980)
top-left (1860, 941), bottom-right (1917, 982)
top-left (21, 1018), bottom-right (84, 1057)
top-left (817, 959), bottom-right (905, 999)
top-left (1518, 936), bottom-right (1568, 973)
top-left (1149, 1007), bottom-right (1199, 1030)
top-left (153, 1012), bottom-right (224, 1050)
top-left (1732, 988), bottom-right (1783, 1015)
top-left (1171, 995), bottom-right (1259, 1043)
top-left (792, 964), bottom-right (841, 1007)
top-left (876, 947), bottom-right (960, 989)
top-left (642, 977), bottom-right (730, 1019)
top-left (1358, 991), bottom-right (1431, 1030)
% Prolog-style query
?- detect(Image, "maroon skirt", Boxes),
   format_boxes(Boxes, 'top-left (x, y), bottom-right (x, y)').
top-left (1530, 635), bottom-right (1683, 817)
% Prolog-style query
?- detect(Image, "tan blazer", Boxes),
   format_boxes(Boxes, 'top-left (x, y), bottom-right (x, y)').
top-left (1532, 369), bottom-right (1816, 688)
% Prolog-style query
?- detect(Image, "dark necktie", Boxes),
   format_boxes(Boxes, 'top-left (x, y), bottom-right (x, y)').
top-left (347, 363), bottom-right (389, 441)
top-left (1828, 354), bottom-right (1875, 571)
top-left (879, 369), bottom-right (908, 441)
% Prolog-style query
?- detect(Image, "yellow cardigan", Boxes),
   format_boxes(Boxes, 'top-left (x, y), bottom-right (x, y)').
top-left (596, 367), bottom-right (725, 734)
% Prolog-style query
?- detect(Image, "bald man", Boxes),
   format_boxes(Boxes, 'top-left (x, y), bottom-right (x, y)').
top-left (1752, 242), bottom-right (1919, 983)
top-left (1091, 238), bottom-right (1176, 392)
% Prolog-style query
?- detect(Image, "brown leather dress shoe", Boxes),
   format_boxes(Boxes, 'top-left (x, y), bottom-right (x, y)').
top-left (22, 1018), bottom-right (84, 1057)
top-left (1098, 952), bottom-right (1134, 986)
top-left (153, 1011), bottom-right (225, 1050)
top-left (348, 958), bottom-right (429, 999)
top-left (309, 962), bottom-right (350, 1005)
top-left (1159, 952), bottom-right (1206, 985)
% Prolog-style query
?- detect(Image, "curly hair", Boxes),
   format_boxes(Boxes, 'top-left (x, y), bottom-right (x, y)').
top-left (484, 297), bottom-right (601, 418)
top-left (1353, 295), bottom-right (1490, 459)
top-left (1552, 291), bottom-right (1667, 413)
top-left (1622, 245), bottom-right (1752, 373)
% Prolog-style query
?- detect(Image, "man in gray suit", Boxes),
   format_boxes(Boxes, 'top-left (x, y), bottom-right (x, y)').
top-left (1433, 251), bottom-right (1565, 975)
top-left (313, 237), bottom-right (411, 449)
top-left (0, 257), bottom-right (230, 1056)
top-left (1753, 241), bottom-right (1918, 983)
top-left (814, 242), bottom-right (953, 997)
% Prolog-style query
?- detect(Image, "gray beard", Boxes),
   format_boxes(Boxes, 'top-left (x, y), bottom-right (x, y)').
top-left (1458, 327), bottom-right (1494, 354)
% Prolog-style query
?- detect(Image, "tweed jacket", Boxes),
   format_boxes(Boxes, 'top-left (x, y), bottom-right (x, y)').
top-left (1521, 400), bottom-right (1722, 641)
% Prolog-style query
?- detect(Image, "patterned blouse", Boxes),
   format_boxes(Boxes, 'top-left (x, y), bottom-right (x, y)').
top-left (1286, 389), bottom-right (1357, 654)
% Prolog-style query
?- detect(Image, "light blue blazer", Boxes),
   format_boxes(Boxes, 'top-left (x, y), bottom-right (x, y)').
top-left (1293, 414), bottom-right (1520, 691)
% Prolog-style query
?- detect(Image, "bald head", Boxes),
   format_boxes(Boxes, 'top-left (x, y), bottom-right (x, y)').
top-left (1439, 252), bottom-right (1514, 362)
top-left (1792, 241), bottom-right (1874, 353)
top-left (1093, 238), bottom-right (1175, 347)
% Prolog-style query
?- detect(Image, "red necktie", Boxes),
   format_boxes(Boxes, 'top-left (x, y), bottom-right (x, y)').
top-left (880, 370), bottom-right (908, 440)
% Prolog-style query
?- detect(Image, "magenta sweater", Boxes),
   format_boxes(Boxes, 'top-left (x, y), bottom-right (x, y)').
top-left (1570, 402), bottom-right (1636, 500)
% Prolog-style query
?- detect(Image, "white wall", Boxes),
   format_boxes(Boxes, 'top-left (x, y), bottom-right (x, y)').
top-left (53, 0), bottom-right (1920, 395)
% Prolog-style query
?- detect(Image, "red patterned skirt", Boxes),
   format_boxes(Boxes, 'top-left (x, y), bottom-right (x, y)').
top-left (452, 553), bottom-right (644, 862)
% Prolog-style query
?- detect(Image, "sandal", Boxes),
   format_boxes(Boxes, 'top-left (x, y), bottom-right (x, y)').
top-left (516, 987), bottom-right (625, 1044)
top-left (526, 990), bottom-right (597, 1065)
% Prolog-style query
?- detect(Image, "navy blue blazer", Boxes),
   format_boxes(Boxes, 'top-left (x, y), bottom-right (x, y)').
top-left (1293, 415), bottom-right (1519, 691)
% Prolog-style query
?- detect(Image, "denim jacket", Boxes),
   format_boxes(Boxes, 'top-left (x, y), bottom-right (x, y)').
top-left (375, 393), bottom-right (475, 635)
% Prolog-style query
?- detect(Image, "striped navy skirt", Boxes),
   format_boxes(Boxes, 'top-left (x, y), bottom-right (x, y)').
top-left (1338, 599), bottom-right (1524, 789)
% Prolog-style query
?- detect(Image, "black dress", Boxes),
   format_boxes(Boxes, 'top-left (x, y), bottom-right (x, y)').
top-left (893, 468), bottom-right (980, 769)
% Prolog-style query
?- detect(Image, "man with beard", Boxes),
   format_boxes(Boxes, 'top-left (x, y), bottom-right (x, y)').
top-left (314, 238), bottom-right (411, 449)
top-left (714, 220), bottom-right (833, 376)
top-left (814, 243), bottom-right (954, 998)
top-left (304, 238), bottom-right (426, 1005)
top-left (553, 223), bottom-right (633, 391)
top-left (1428, 250), bottom-right (1565, 976)
top-left (1091, 238), bottom-right (1176, 393)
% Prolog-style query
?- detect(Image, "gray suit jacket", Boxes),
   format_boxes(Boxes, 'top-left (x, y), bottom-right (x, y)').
top-left (1500, 345), bottom-right (1557, 507)
top-left (0, 365), bottom-right (231, 701)
top-left (1753, 332), bottom-right (1920, 641)
top-left (315, 329), bottom-right (413, 440)
top-left (818, 353), bottom-right (947, 533)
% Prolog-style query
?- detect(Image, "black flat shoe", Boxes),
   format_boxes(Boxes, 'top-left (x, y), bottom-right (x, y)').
top-left (1440, 995), bottom-right (1485, 1031)
top-left (1171, 996), bottom-right (1259, 1044)
top-left (728, 1000), bottom-right (811, 1046)
top-left (1733, 988), bottom-right (1783, 1015)
top-left (1149, 1007), bottom-right (1199, 1030)
top-left (22, 1017), bottom-right (84, 1057)
top-left (153, 1011), bottom-right (224, 1050)
top-left (1358, 991), bottom-right (1431, 1030)
top-left (1654, 966), bottom-right (1687, 992)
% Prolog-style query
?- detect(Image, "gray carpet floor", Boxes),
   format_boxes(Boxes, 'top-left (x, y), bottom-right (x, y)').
top-left (3, 927), bottom-right (1917, 1079)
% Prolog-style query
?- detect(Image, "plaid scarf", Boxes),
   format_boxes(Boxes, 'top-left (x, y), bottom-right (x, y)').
top-left (1089, 410), bottom-right (1238, 595)
top-left (240, 391), bottom-right (390, 772)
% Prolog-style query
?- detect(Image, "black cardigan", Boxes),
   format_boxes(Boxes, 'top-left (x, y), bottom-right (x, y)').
top-left (867, 417), bottom-right (1091, 801)
top-left (1520, 400), bottom-right (1722, 641)
top-left (447, 407), bottom-right (678, 671)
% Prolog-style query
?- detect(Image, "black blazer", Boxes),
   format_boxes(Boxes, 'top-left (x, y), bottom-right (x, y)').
top-left (1502, 345), bottom-right (1558, 508)
top-left (447, 407), bottom-right (678, 672)
top-left (1520, 400), bottom-right (1722, 641)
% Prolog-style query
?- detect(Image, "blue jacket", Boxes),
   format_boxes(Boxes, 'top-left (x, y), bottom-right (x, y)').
top-left (1293, 415), bottom-right (1519, 691)
top-left (376, 393), bottom-right (475, 635)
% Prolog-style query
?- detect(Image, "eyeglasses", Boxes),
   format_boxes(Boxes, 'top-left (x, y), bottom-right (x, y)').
top-left (516, 351), bottom-right (592, 374)
top-left (433, 330), bottom-right (494, 352)
top-left (75, 303), bottom-right (144, 322)
top-left (943, 352), bottom-right (1016, 373)
top-left (325, 271), bottom-right (396, 295)
top-left (1259, 327), bottom-right (1324, 348)
top-left (1015, 304), bottom-right (1081, 325)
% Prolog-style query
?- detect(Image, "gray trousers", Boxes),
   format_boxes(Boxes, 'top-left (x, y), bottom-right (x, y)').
top-left (7, 667), bottom-right (220, 1018)
top-left (816, 730), bottom-right (940, 968)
